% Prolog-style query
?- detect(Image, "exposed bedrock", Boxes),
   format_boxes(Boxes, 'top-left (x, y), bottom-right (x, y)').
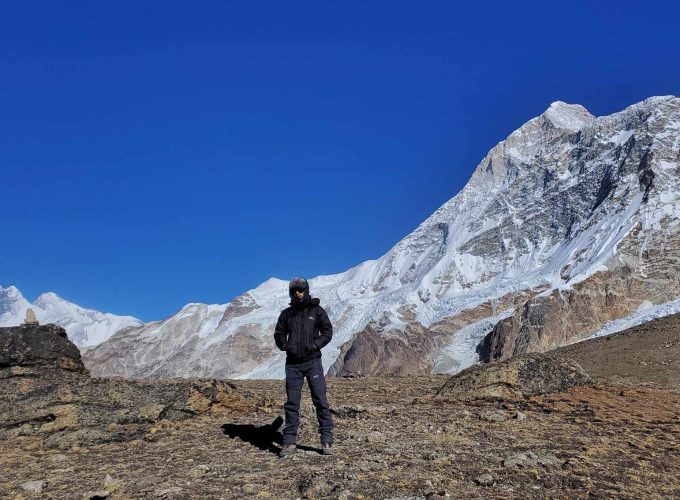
top-left (0, 324), bottom-right (260, 449)
top-left (478, 227), bottom-right (680, 363)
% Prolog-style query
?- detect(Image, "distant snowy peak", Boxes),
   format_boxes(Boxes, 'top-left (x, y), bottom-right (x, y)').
top-left (0, 285), bottom-right (23, 299)
top-left (542, 101), bottom-right (594, 131)
top-left (0, 285), bottom-right (30, 317)
top-left (0, 285), bottom-right (25, 305)
top-left (34, 292), bottom-right (67, 309)
top-left (0, 284), bottom-right (142, 347)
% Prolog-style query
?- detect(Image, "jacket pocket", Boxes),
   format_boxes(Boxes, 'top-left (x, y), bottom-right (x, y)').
top-left (301, 317), bottom-right (318, 356)
top-left (284, 340), bottom-right (293, 356)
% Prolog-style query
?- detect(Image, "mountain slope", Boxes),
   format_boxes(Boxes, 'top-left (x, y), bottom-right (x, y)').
top-left (0, 285), bottom-right (142, 347)
top-left (84, 95), bottom-right (680, 379)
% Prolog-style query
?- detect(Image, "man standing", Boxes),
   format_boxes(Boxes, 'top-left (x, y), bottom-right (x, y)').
top-left (274, 277), bottom-right (334, 457)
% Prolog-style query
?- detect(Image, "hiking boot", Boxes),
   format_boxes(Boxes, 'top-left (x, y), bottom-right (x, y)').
top-left (279, 443), bottom-right (297, 458)
top-left (321, 442), bottom-right (332, 455)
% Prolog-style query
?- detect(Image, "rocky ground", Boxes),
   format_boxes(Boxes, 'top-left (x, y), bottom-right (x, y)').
top-left (549, 313), bottom-right (680, 392)
top-left (1, 319), bottom-right (679, 499)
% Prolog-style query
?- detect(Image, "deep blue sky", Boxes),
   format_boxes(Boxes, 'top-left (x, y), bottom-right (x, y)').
top-left (2, 1), bottom-right (679, 321)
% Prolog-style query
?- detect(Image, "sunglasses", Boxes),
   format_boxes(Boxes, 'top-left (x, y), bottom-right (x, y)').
top-left (290, 286), bottom-right (306, 293)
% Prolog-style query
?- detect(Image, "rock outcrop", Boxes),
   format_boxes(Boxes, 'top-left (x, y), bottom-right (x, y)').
top-left (436, 353), bottom-right (592, 400)
top-left (0, 324), bottom-right (260, 449)
top-left (0, 324), bottom-right (88, 375)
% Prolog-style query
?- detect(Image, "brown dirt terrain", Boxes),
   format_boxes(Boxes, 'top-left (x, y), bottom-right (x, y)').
top-left (1, 319), bottom-right (679, 499)
top-left (550, 312), bottom-right (680, 391)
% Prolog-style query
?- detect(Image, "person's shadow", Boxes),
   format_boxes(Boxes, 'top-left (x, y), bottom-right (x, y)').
top-left (221, 416), bottom-right (320, 455)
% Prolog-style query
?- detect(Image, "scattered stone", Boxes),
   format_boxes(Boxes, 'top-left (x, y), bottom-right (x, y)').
top-left (135, 476), bottom-right (161, 490)
top-left (514, 411), bottom-right (527, 421)
top-left (153, 486), bottom-right (183, 498)
top-left (17, 422), bottom-right (35, 436)
top-left (103, 473), bottom-right (123, 492)
top-left (299, 473), bottom-right (336, 498)
top-left (139, 404), bottom-right (166, 421)
top-left (503, 450), bottom-right (561, 469)
top-left (366, 430), bottom-right (386, 443)
top-left (21, 480), bottom-right (47, 493)
top-left (474, 474), bottom-right (494, 486)
top-left (83, 490), bottom-right (110, 499)
top-left (189, 464), bottom-right (211, 477)
top-left (242, 484), bottom-right (259, 494)
top-left (48, 453), bottom-right (69, 463)
top-left (331, 405), bottom-right (367, 419)
top-left (504, 451), bottom-right (533, 468)
top-left (480, 410), bottom-right (508, 422)
top-left (422, 450), bottom-right (440, 460)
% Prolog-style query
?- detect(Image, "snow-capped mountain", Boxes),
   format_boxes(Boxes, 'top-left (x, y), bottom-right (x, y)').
top-left (84, 95), bottom-right (680, 380)
top-left (0, 285), bottom-right (142, 347)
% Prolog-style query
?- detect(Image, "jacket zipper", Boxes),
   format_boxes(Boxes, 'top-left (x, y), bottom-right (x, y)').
top-left (296, 310), bottom-right (303, 358)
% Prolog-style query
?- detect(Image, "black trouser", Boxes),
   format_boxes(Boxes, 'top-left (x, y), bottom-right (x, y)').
top-left (282, 357), bottom-right (334, 445)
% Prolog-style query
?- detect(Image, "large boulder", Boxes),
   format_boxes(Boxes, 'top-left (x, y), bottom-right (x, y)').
top-left (0, 324), bottom-right (88, 374)
top-left (436, 353), bottom-right (592, 400)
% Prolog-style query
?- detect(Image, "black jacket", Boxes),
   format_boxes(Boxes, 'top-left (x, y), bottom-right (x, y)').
top-left (274, 296), bottom-right (333, 363)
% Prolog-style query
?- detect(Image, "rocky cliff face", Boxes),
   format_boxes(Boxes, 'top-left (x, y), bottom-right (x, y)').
top-left (477, 98), bottom-right (680, 362)
top-left (84, 96), bottom-right (680, 379)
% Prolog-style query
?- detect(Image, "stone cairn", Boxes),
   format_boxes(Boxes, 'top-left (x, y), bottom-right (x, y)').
top-left (23, 308), bottom-right (39, 326)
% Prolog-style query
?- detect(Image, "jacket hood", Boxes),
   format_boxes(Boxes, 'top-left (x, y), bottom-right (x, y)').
top-left (289, 295), bottom-right (320, 309)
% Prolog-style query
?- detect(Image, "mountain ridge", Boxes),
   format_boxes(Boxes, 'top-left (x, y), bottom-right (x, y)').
top-left (36, 95), bottom-right (680, 379)
top-left (0, 284), bottom-right (142, 347)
